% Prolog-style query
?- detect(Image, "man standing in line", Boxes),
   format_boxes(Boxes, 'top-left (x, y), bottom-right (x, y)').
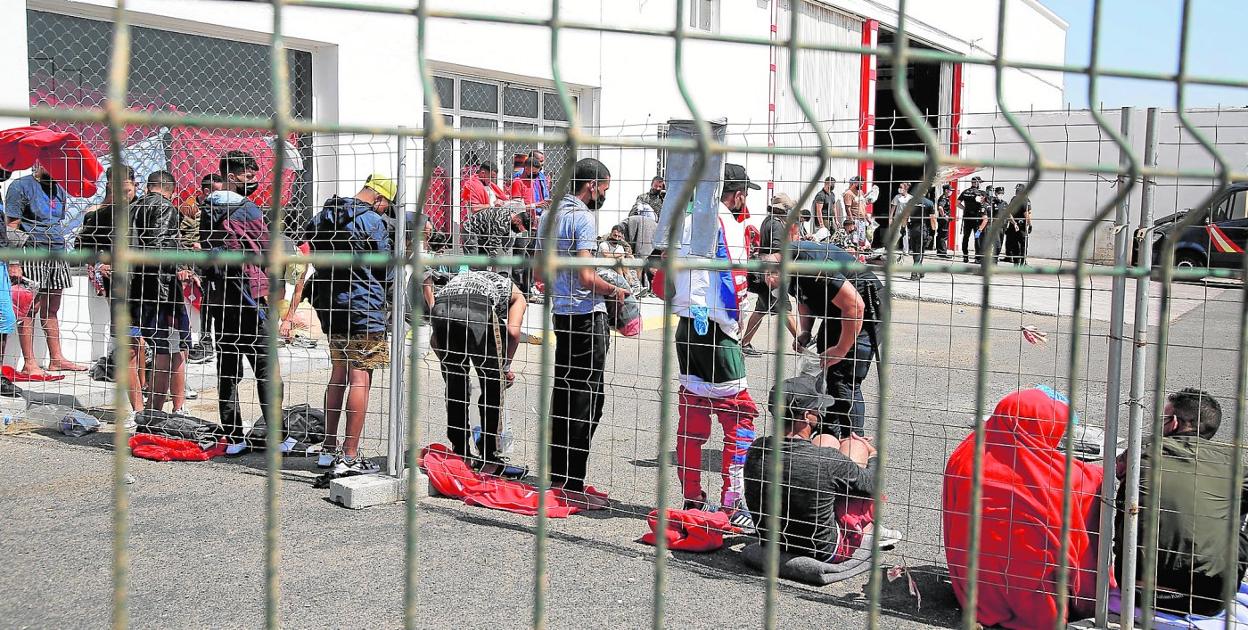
top-left (1004, 183), bottom-right (1033, 266)
top-left (811, 176), bottom-right (840, 236)
top-left (185, 173), bottom-right (223, 365)
top-left (957, 176), bottom-right (985, 263)
top-left (842, 176), bottom-right (870, 248)
top-left (621, 196), bottom-right (659, 296)
top-left (539, 158), bottom-right (625, 510)
top-left (5, 165), bottom-right (86, 375)
top-left (935, 183), bottom-right (952, 258)
top-left (304, 174), bottom-right (396, 478)
top-left (634, 175), bottom-right (666, 217)
top-left (130, 170), bottom-right (194, 415)
top-left (906, 193), bottom-right (937, 281)
top-left (201, 150), bottom-right (278, 456)
top-left (671, 163), bottom-right (761, 532)
top-left (976, 186), bottom-right (1007, 266)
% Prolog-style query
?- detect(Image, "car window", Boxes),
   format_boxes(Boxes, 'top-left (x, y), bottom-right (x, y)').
top-left (1212, 190), bottom-right (1246, 223)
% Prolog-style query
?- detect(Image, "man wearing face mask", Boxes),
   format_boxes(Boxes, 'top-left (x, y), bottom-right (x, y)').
top-left (201, 150), bottom-right (278, 456)
top-left (538, 157), bottom-right (625, 510)
top-left (670, 163), bottom-right (760, 533)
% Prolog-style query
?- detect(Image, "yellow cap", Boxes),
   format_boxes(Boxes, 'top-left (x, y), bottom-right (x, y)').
top-left (364, 173), bottom-right (397, 202)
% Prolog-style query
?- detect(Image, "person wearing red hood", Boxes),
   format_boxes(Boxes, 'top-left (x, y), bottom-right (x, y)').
top-left (942, 386), bottom-right (1107, 629)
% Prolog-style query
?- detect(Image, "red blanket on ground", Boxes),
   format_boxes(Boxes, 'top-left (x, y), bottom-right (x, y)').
top-left (0, 126), bottom-right (103, 197)
top-left (639, 508), bottom-right (737, 552)
top-left (420, 444), bottom-right (605, 518)
top-left (130, 434), bottom-right (226, 462)
top-left (943, 388), bottom-right (1108, 629)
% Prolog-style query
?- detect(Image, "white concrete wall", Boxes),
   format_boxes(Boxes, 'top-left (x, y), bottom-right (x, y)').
top-left (959, 107), bottom-right (1248, 262)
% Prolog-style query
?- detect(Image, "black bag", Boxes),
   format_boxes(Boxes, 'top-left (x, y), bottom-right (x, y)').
top-left (135, 409), bottom-right (225, 449)
top-left (247, 404), bottom-right (327, 452)
top-left (88, 345), bottom-right (155, 383)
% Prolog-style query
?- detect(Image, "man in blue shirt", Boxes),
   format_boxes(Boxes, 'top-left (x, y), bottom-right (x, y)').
top-left (538, 157), bottom-right (626, 510)
top-left (4, 165), bottom-right (86, 375)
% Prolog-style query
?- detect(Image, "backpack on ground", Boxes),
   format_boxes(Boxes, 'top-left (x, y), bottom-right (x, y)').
top-left (247, 404), bottom-right (327, 453)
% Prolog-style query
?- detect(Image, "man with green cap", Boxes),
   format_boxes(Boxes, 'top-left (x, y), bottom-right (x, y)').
top-left (304, 173), bottom-right (396, 480)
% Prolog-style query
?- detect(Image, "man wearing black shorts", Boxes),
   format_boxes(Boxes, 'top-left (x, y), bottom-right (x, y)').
top-left (740, 193), bottom-right (798, 357)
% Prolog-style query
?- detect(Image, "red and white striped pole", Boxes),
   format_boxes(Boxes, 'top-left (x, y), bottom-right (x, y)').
top-left (858, 18), bottom-right (879, 187)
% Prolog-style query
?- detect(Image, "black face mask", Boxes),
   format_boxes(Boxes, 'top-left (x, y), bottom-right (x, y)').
top-left (586, 191), bottom-right (607, 210)
top-left (238, 181), bottom-right (259, 197)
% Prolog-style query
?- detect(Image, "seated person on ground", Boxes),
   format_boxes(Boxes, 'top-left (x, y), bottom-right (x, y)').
top-left (744, 373), bottom-right (881, 562)
top-left (1114, 387), bottom-right (1248, 618)
top-left (598, 224), bottom-right (641, 291)
top-left (943, 386), bottom-right (1105, 629)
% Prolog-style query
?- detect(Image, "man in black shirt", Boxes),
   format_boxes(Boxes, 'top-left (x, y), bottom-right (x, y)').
top-left (957, 176), bottom-right (985, 263)
top-left (741, 193), bottom-right (798, 356)
top-left (744, 373), bottom-right (879, 561)
top-left (976, 186), bottom-right (1007, 265)
top-left (811, 176), bottom-right (838, 234)
top-left (1004, 183), bottom-right (1032, 266)
top-left (906, 195), bottom-right (937, 281)
top-left (936, 184), bottom-right (952, 257)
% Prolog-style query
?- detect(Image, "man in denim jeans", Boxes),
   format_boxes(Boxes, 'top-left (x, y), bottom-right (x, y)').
top-left (538, 158), bottom-right (627, 510)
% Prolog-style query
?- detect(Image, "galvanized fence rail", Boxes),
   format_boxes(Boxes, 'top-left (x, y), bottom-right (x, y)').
top-left (1, 1), bottom-right (1247, 629)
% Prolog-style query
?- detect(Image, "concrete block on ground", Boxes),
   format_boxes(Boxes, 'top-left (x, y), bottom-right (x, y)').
top-left (328, 469), bottom-right (430, 509)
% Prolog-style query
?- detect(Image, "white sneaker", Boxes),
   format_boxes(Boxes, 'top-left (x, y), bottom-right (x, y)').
top-left (333, 455), bottom-right (380, 476)
top-left (317, 450), bottom-right (339, 469)
top-left (185, 387), bottom-right (199, 400)
top-left (172, 408), bottom-right (187, 416)
top-left (123, 412), bottom-right (138, 431)
top-left (225, 442), bottom-right (250, 457)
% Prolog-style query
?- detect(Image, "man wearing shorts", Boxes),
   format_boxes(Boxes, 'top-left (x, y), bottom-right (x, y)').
top-left (5, 165), bottom-right (87, 375)
top-left (303, 174), bottom-right (396, 478)
top-left (740, 193), bottom-right (798, 356)
top-left (130, 171), bottom-right (193, 414)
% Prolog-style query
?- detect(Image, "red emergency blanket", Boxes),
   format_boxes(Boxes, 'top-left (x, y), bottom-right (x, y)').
top-left (639, 508), bottom-right (738, 552)
top-left (130, 434), bottom-right (226, 462)
top-left (0, 126), bottom-right (103, 197)
top-left (943, 388), bottom-right (1107, 629)
top-left (420, 443), bottom-right (603, 518)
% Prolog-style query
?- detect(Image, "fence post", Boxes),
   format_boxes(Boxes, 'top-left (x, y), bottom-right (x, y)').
top-left (1118, 106), bottom-right (1158, 630)
top-left (1095, 106), bottom-right (1133, 623)
top-left (387, 132), bottom-right (410, 477)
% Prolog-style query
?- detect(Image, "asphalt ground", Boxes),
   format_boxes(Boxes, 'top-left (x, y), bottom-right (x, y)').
top-left (1, 281), bottom-right (1242, 629)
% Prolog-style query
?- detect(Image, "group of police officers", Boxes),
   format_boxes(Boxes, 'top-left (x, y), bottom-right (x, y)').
top-left (952, 175), bottom-right (1033, 266)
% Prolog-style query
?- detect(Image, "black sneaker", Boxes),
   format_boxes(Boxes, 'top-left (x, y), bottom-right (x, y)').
top-left (474, 458), bottom-right (529, 480)
top-left (312, 455), bottom-right (380, 489)
top-left (682, 492), bottom-right (716, 512)
top-left (187, 343), bottom-right (214, 365)
top-left (0, 376), bottom-right (23, 398)
top-left (727, 498), bottom-right (757, 535)
top-left (741, 344), bottom-right (763, 357)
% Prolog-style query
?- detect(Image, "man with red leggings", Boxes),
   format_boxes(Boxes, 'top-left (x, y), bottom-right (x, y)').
top-left (671, 163), bottom-right (759, 533)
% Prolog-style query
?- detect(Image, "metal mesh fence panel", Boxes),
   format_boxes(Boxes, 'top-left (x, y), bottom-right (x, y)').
top-left (0, 1), bottom-right (1246, 629)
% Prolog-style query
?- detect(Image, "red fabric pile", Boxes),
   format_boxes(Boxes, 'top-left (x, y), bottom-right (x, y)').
top-left (639, 508), bottom-right (737, 552)
top-left (420, 444), bottom-right (604, 518)
top-left (130, 434), bottom-right (226, 462)
top-left (0, 126), bottom-right (103, 197)
top-left (943, 388), bottom-right (1108, 629)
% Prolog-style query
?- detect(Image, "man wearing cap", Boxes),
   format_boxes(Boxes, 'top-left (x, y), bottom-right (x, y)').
top-left (957, 176), bottom-right (985, 263)
top-left (670, 162), bottom-right (760, 532)
top-left (843, 176), bottom-right (870, 246)
top-left (740, 192), bottom-right (798, 356)
top-left (302, 173), bottom-right (396, 478)
top-left (744, 373), bottom-right (885, 562)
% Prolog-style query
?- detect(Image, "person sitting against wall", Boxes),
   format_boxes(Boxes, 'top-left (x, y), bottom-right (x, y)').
top-left (942, 386), bottom-right (1106, 629)
top-left (1114, 388), bottom-right (1248, 619)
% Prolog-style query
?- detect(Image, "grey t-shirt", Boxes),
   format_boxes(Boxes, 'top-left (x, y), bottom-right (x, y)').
top-left (744, 436), bottom-right (877, 557)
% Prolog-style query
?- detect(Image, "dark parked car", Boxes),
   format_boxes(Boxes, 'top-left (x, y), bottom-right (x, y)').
top-left (1135, 182), bottom-right (1248, 273)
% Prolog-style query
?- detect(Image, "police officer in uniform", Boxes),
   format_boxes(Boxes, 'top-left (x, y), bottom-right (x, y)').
top-left (976, 186), bottom-right (1007, 265)
top-left (936, 184), bottom-right (952, 257)
top-left (1004, 183), bottom-right (1033, 266)
top-left (957, 176), bottom-right (985, 263)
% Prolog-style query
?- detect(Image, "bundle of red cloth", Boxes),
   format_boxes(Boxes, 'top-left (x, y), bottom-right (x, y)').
top-left (420, 443), bottom-right (606, 518)
top-left (130, 434), bottom-right (226, 462)
top-left (639, 508), bottom-right (739, 552)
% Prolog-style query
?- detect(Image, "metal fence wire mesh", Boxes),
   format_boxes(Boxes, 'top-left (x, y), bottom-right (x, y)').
top-left (1, 0), bottom-right (1246, 629)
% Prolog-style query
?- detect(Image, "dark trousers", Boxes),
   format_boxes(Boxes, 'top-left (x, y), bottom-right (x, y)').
top-left (935, 217), bottom-right (949, 255)
top-left (976, 230), bottom-right (1004, 265)
top-left (550, 311), bottom-right (609, 491)
top-left (907, 224), bottom-right (928, 265)
top-left (872, 216), bottom-right (890, 250)
top-left (510, 236), bottom-right (536, 293)
top-left (961, 218), bottom-right (979, 261)
top-left (821, 335), bottom-right (874, 438)
top-left (430, 295), bottom-right (505, 461)
top-left (1004, 229), bottom-right (1028, 266)
top-left (205, 300), bottom-right (276, 441)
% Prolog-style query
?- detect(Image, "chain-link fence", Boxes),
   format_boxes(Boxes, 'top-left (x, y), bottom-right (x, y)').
top-left (1, 1), bottom-right (1246, 629)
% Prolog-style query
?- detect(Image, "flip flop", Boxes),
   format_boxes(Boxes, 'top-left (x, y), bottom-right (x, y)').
top-left (3, 365), bottom-right (65, 382)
